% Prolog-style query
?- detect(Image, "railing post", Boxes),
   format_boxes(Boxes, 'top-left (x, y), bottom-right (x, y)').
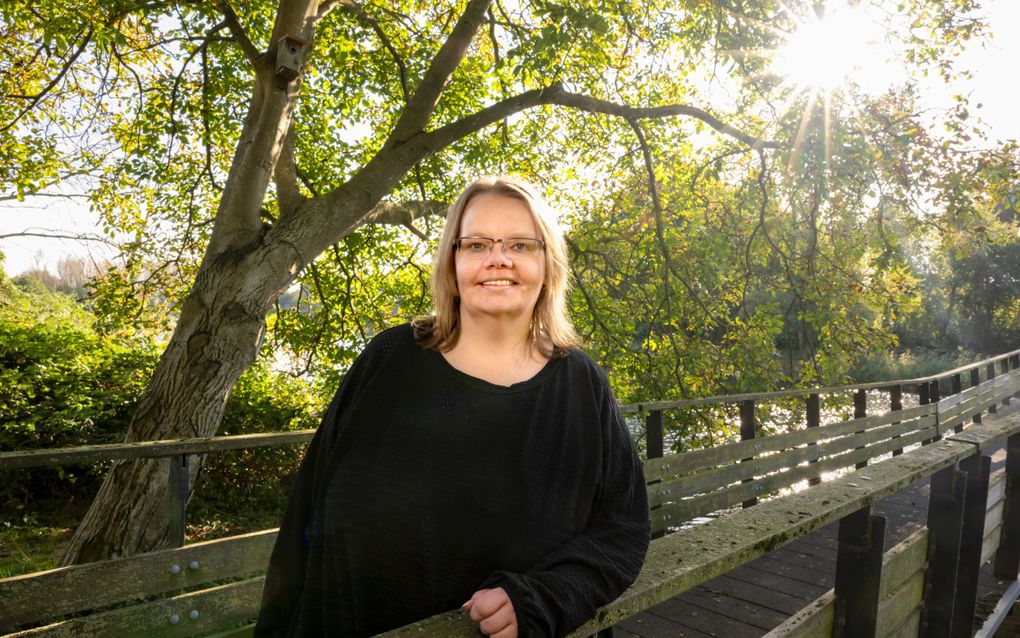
top-left (988, 363), bottom-right (998, 414)
top-left (950, 373), bottom-right (962, 395)
top-left (890, 385), bottom-right (904, 456)
top-left (807, 393), bottom-right (821, 485)
top-left (740, 399), bottom-right (757, 508)
top-left (950, 373), bottom-right (963, 433)
top-left (645, 409), bottom-right (664, 461)
top-left (645, 409), bottom-right (665, 544)
top-left (1002, 358), bottom-right (1012, 406)
top-left (995, 432), bottom-right (1020, 579)
top-left (970, 368), bottom-right (982, 424)
top-left (928, 380), bottom-right (942, 443)
top-left (833, 506), bottom-right (886, 638)
top-left (920, 465), bottom-right (967, 638)
top-left (952, 453), bottom-right (991, 638)
top-left (854, 389), bottom-right (868, 469)
top-left (168, 454), bottom-right (188, 548)
top-left (1012, 354), bottom-right (1020, 399)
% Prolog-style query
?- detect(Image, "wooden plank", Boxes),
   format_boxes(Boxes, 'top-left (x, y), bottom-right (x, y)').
top-left (876, 568), bottom-right (924, 632)
top-left (761, 591), bottom-right (835, 638)
top-left (988, 469), bottom-right (1006, 509)
top-left (941, 376), bottom-right (1020, 427)
top-left (937, 373), bottom-right (1014, 411)
top-left (981, 469), bottom-right (1007, 565)
top-left (982, 525), bottom-right (1002, 565)
top-left (643, 405), bottom-right (935, 482)
top-left (942, 393), bottom-right (1008, 429)
top-left (0, 432), bottom-right (315, 470)
top-left (648, 416), bottom-right (938, 507)
top-left (878, 529), bottom-right (928, 600)
top-left (202, 625), bottom-right (255, 638)
top-left (985, 499), bottom-right (1005, 538)
top-left (678, 583), bottom-right (791, 630)
top-left (886, 611), bottom-right (921, 638)
top-left (651, 426), bottom-right (940, 530)
top-left (642, 596), bottom-right (765, 637)
top-left (0, 530), bottom-right (276, 627)
top-left (764, 530), bottom-right (927, 638)
top-left (979, 467), bottom-right (1003, 563)
top-left (9, 576), bottom-right (264, 638)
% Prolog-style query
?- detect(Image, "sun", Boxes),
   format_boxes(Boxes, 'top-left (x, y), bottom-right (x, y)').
top-left (766, 1), bottom-right (903, 173)
top-left (773, 1), bottom-right (890, 95)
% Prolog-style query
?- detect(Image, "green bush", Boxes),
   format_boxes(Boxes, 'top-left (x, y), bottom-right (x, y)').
top-left (0, 271), bottom-right (324, 529)
top-left (0, 279), bottom-right (160, 514)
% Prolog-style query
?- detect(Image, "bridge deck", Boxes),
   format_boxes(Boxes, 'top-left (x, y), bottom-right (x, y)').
top-left (614, 444), bottom-right (1012, 637)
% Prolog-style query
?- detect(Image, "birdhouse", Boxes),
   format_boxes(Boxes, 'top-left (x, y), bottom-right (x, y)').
top-left (275, 34), bottom-right (306, 83)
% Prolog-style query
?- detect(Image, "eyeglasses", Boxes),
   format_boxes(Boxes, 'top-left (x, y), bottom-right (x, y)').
top-left (455, 236), bottom-right (545, 259)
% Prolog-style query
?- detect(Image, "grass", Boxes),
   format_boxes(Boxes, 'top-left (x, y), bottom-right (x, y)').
top-left (0, 521), bottom-right (74, 578)
top-left (0, 499), bottom-right (284, 579)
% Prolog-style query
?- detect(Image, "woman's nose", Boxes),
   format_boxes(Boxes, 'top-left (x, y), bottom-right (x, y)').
top-left (483, 241), bottom-right (513, 266)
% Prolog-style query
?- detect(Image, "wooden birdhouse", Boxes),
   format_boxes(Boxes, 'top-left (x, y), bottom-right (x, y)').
top-left (275, 34), bottom-right (306, 83)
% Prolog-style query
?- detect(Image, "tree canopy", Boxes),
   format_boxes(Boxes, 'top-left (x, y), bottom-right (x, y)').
top-left (1, 0), bottom-right (1018, 562)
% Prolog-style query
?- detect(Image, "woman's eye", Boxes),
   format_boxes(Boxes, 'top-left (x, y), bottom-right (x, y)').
top-left (468, 241), bottom-right (486, 251)
top-left (510, 242), bottom-right (528, 252)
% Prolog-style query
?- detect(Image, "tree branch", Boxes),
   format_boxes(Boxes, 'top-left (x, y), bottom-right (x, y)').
top-left (627, 118), bottom-right (674, 318)
top-left (0, 190), bottom-right (90, 202)
top-left (338, 0), bottom-right (410, 101)
top-left (317, 0), bottom-right (342, 20)
top-left (387, 0), bottom-right (493, 143)
top-left (359, 199), bottom-right (446, 228)
top-left (0, 230), bottom-right (118, 247)
top-left (554, 91), bottom-right (781, 150)
top-left (422, 83), bottom-right (781, 156)
top-left (275, 120), bottom-right (305, 215)
top-left (1, 28), bottom-right (94, 134)
top-left (216, 2), bottom-right (262, 64)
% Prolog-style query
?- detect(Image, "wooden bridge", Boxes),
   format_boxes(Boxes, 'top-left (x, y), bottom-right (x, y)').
top-left (2, 349), bottom-right (1020, 637)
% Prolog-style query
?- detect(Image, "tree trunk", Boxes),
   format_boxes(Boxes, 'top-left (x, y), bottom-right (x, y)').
top-left (60, 248), bottom-right (281, 564)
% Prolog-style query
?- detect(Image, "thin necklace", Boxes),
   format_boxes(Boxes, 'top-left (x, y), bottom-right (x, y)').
top-left (511, 346), bottom-right (532, 383)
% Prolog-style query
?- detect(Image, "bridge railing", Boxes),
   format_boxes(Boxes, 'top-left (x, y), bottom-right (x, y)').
top-left (2, 349), bottom-right (1020, 636)
top-left (627, 348), bottom-right (1020, 464)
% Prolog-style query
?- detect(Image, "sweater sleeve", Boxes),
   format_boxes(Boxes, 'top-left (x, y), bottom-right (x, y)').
top-left (481, 371), bottom-right (651, 637)
top-left (253, 334), bottom-right (382, 637)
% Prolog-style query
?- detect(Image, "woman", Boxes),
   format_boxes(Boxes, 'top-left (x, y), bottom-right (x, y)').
top-left (255, 176), bottom-right (650, 637)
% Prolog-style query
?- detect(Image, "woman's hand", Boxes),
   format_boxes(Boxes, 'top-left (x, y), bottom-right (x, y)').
top-left (463, 587), bottom-right (518, 638)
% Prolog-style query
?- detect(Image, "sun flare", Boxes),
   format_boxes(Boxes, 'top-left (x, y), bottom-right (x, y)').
top-left (773, 2), bottom-right (888, 95)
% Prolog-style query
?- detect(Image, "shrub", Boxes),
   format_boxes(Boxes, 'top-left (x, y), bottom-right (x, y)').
top-left (0, 280), bottom-right (160, 516)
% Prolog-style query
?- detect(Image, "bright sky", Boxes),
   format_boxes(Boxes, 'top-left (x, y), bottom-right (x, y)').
top-left (1, 0), bottom-right (1018, 277)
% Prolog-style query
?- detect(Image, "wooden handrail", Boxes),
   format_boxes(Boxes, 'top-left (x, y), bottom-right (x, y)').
top-left (0, 430), bottom-right (315, 469)
top-left (621, 347), bottom-right (1020, 413)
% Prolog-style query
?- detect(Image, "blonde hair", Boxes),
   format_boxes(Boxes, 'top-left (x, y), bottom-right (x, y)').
top-left (413, 176), bottom-right (578, 357)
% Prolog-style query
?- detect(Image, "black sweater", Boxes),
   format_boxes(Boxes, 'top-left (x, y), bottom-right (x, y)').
top-left (255, 325), bottom-right (650, 637)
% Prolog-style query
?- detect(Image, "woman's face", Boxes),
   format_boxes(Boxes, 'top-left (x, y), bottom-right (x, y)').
top-left (454, 193), bottom-right (546, 325)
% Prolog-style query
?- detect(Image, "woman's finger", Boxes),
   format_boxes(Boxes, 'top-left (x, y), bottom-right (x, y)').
top-left (478, 602), bottom-right (513, 635)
